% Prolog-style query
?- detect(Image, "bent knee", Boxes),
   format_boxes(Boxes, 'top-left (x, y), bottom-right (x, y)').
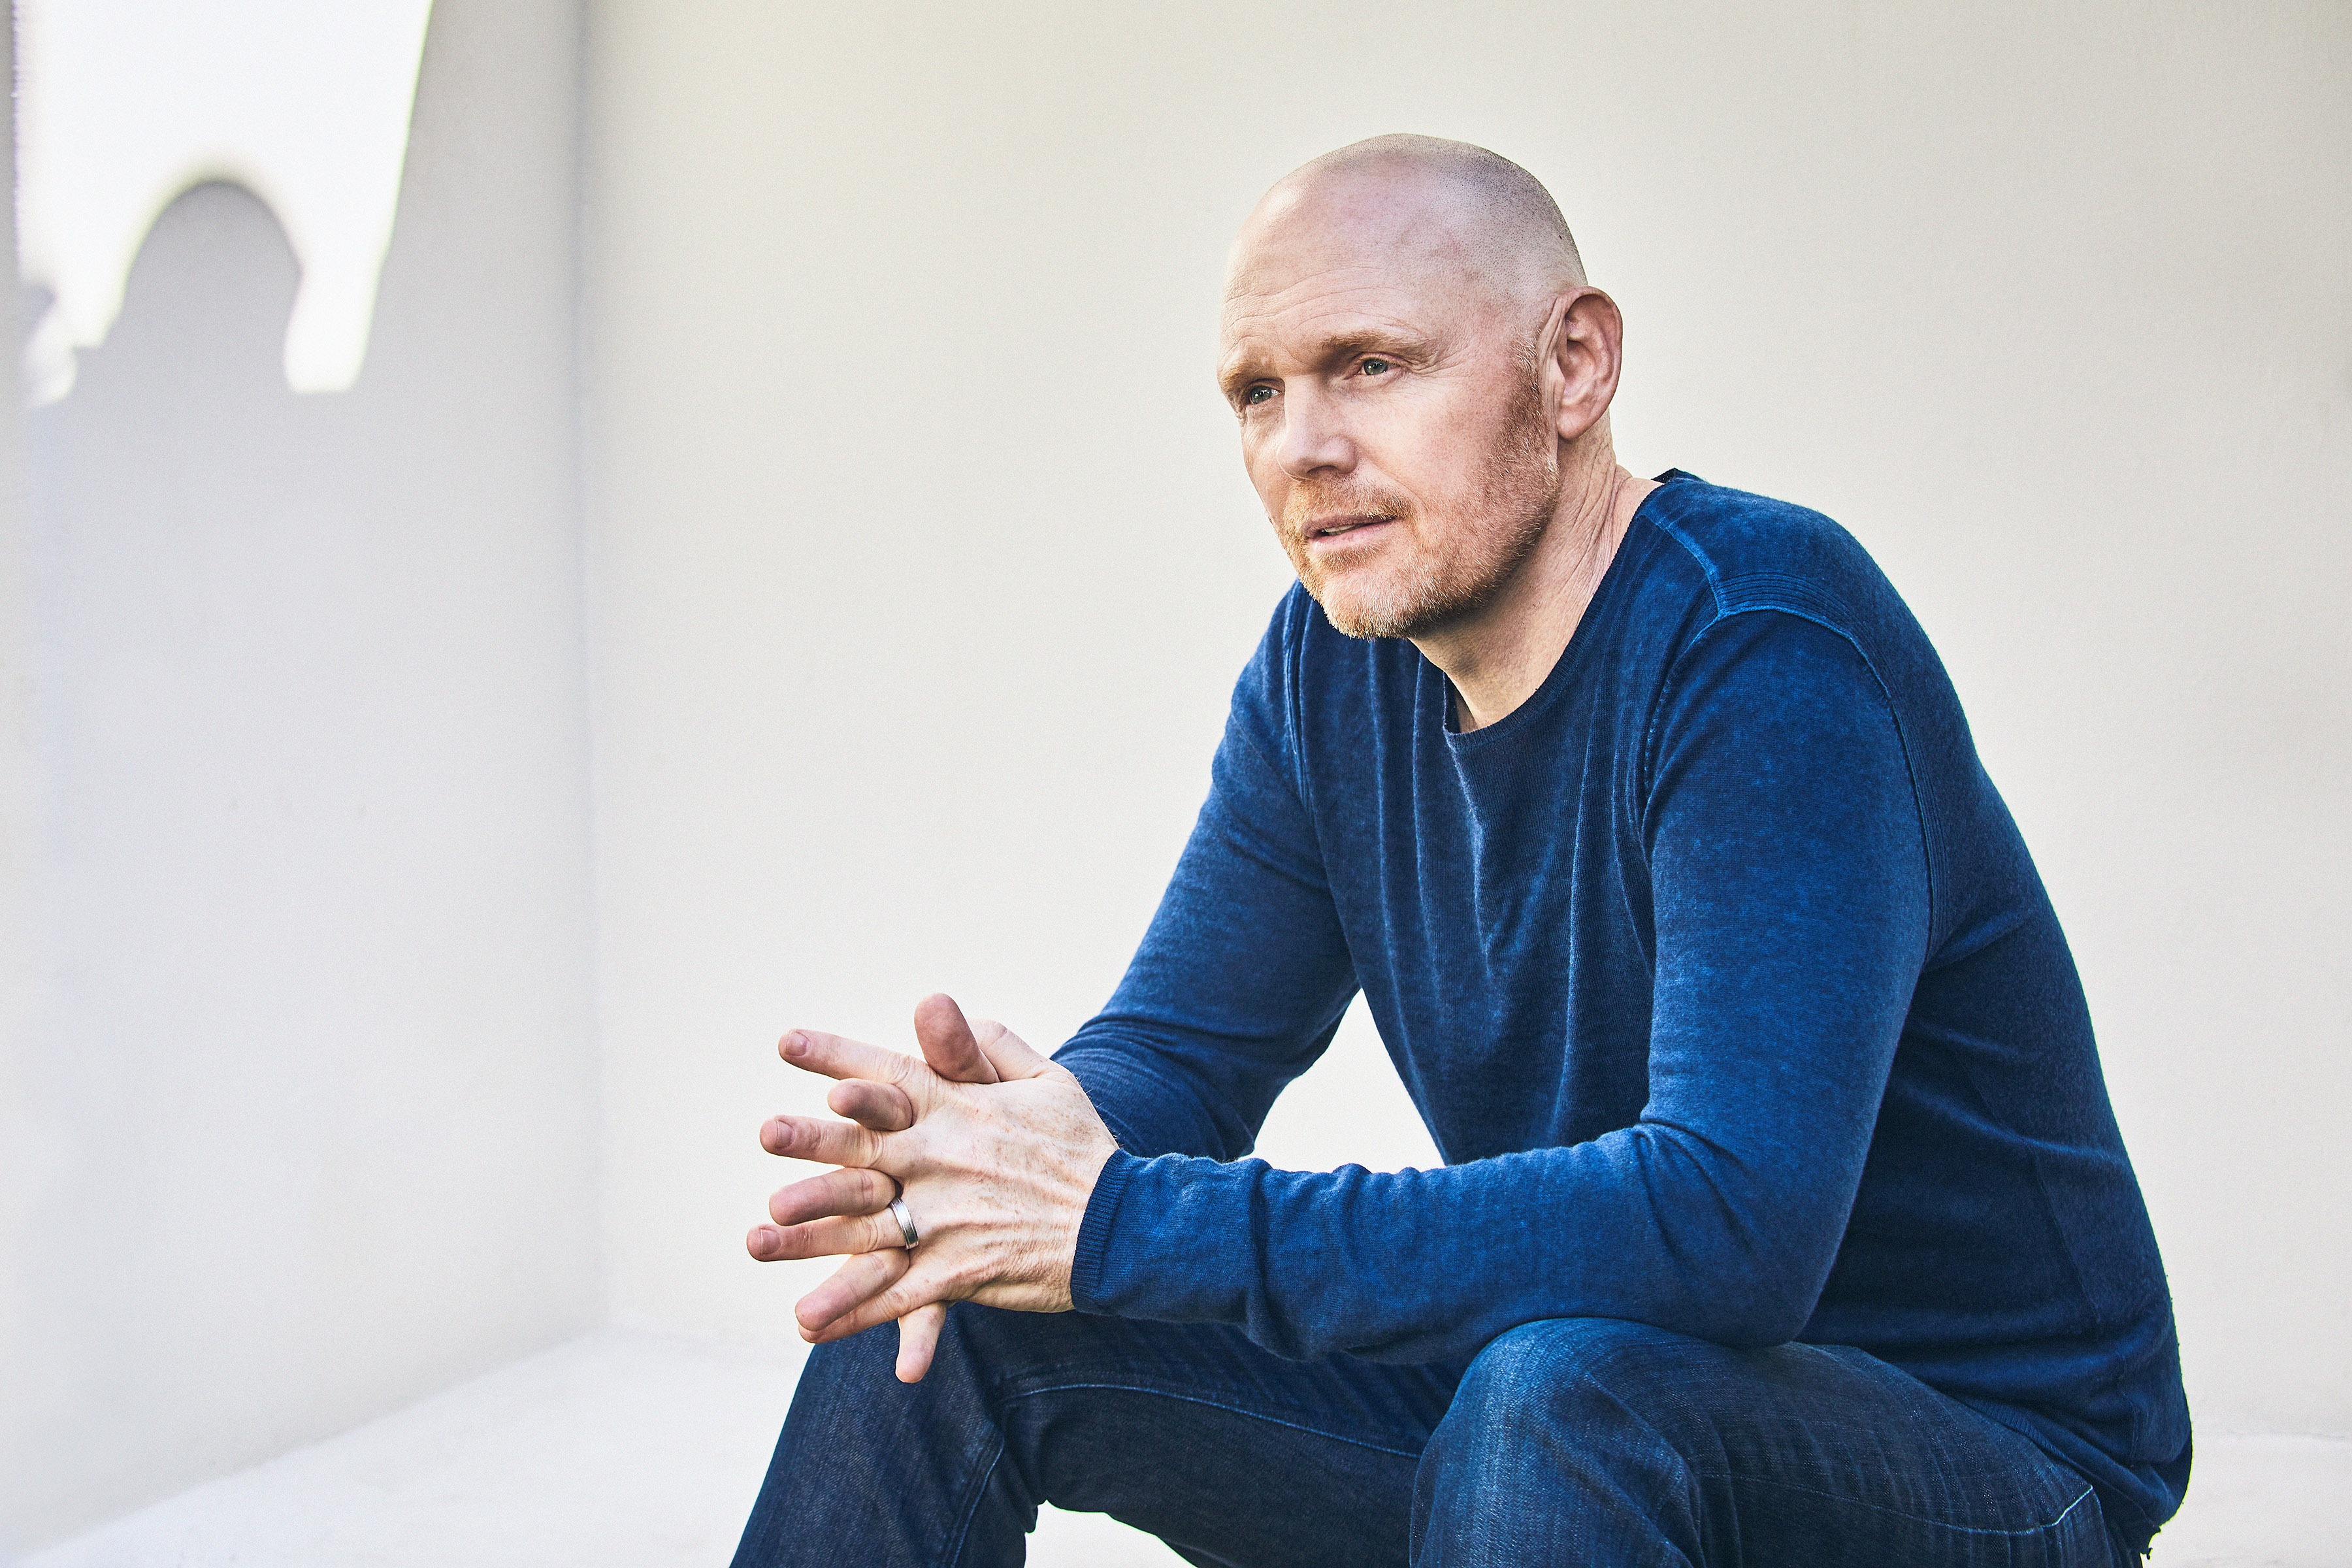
top-left (1446, 1318), bottom-right (1720, 1436)
top-left (1464, 1317), bottom-right (1701, 1390)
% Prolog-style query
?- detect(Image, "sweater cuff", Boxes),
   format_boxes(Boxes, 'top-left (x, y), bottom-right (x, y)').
top-left (1070, 1147), bottom-right (1143, 1311)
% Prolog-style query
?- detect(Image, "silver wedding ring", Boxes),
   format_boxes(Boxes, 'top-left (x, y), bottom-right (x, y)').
top-left (888, 1194), bottom-right (921, 1250)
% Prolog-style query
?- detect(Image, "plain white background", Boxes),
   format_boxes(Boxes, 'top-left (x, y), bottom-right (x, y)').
top-left (4, 0), bottom-right (2346, 1552)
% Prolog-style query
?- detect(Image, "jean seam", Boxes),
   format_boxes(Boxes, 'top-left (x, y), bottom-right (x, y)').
top-left (941, 1433), bottom-right (1007, 1568)
top-left (1001, 1380), bottom-right (1425, 1462)
top-left (1688, 1472), bottom-right (2098, 1538)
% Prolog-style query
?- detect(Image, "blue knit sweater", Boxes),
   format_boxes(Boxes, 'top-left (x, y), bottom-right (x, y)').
top-left (1056, 472), bottom-right (2191, 1546)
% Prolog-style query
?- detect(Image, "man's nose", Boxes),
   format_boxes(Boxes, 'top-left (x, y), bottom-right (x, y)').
top-left (1276, 387), bottom-right (1356, 479)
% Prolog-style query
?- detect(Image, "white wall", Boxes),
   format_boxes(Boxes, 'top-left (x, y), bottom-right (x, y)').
top-left (0, 0), bottom-right (597, 1548)
top-left (583, 0), bottom-right (2352, 1440)
top-left (15, 0), bottom-right (436, 400)
top-left (0, 1), bottom-right (42, 1542)
top-left (18, 0), bottom-right (2338, 1552)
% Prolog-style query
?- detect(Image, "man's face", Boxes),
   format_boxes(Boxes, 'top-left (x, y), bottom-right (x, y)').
top-left (1218, 189), bottom-right (1562, 640)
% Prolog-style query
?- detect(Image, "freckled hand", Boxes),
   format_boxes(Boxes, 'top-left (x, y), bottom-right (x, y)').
top-left (816, 994), bottom-right (1002, 1383)
top-left (747, 993), bottom-right (1118, 1383)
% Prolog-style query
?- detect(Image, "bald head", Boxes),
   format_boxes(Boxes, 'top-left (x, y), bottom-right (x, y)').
top-left (1229, 135), bottom-right (1586, 318)
top-left (1217, 133), bottom-right (1636, 655)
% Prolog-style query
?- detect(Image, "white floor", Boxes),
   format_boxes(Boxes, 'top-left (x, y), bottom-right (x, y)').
top-left (24, 1330), bottom-right (2348, 1567)
top-left (21, 1330), bottom-right (1183, 1568)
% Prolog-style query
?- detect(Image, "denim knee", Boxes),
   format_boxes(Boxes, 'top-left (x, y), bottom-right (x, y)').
top-left (1451, 1318), bottom-right (1692, 1423)
top-left (1409, 1319), bottom-right (1707, 1564)
top-left (1423, 1316), bottom-right (1712, 1487)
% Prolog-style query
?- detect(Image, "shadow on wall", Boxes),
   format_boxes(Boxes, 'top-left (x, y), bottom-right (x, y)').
top-left (23, 186), bottom-right (482, 1116)
top-left (14, 0), bottom-right (437, 399)
top-left (8, 0), bottom-right (598, 1537)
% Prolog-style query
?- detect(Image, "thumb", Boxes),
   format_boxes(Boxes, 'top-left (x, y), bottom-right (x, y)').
top-left (913, 993), bottom-right (1000, 1085)
top-left (967, 1017), bottom-right (1053, 1080)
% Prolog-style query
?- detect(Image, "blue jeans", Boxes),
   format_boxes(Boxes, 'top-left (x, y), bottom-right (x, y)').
top-left (734, 1307), bottom-right (2126, 1567)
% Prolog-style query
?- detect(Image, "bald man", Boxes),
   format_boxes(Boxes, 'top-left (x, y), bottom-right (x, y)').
top-left (732, 137), bottom-right (2190, 1567)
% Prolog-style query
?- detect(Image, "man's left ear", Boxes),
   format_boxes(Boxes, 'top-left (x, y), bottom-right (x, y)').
top-left (1551, 288), bottom-right (1624, 442)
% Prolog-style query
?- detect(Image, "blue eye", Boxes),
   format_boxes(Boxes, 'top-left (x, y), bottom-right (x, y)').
top-left (1243, 385), bottom-right (1275, 406)
top-left (1361, 357), bottom-right (1393, 376)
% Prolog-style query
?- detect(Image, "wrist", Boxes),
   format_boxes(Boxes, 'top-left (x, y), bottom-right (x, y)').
top-left (1067, 1147), bottom-right (1145, 1313)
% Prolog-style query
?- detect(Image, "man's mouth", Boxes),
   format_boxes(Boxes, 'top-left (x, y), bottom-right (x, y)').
top-left (1305, 514), bottom-right (1395, 542)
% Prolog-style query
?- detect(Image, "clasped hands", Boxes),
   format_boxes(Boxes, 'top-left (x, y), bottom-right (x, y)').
top-left (746, 993), bottom-right (1118, 1383)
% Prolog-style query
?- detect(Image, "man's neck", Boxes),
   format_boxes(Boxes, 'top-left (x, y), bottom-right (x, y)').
top-left (1416, 463), bottom-right (1656, 732)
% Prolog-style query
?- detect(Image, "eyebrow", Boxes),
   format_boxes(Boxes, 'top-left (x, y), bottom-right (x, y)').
top-left (1217, 325), bottom-right (1441, 398)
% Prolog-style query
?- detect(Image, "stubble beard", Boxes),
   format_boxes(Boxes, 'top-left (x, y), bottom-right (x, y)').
top-left (1282, 370), bottom-right (1563, 642)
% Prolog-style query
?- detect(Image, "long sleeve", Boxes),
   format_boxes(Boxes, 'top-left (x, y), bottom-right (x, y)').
top-left (1054, 598), bottom-right (1360, 1161)
top-left (1067, 610), bottom-right (1932, 1363)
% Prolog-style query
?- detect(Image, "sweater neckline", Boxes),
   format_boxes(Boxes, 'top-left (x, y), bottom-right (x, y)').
top-left (1435, 474), bottom-right (1689, 751)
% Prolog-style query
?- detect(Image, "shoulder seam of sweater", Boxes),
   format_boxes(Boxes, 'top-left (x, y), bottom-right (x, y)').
top-left (1646, 508), bottom-right (1728, 615)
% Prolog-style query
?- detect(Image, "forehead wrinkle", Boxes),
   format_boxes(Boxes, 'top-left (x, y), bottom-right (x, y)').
top-left (1223, 255), bottom-right (1426, 306)
top-left (1217, 314), bottom-right (1439, 391)
top-left (1218, 262), bottom-right (1476, 384)
top-left (1224, 216), bottom-right (1518, 356)
top-left (1218, 299), bottom-right (1433, 373)
top-left (1222, 258), bottom-right (1471, 329)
